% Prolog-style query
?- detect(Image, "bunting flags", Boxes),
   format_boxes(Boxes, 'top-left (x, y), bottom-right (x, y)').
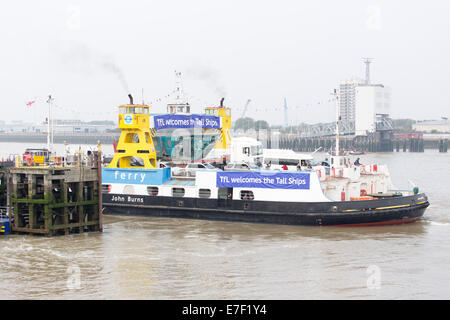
top-left (21, 93), bottom-right (337, 120)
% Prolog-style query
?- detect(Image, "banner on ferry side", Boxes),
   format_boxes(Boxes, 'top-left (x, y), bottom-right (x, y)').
top-left (153, 114), bottom-right (221, 130)
top-left (216, 172), bottom-right (310, 190)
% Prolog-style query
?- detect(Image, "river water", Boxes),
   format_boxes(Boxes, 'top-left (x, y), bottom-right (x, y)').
top-left (0, 143), bottom-right (449, 299)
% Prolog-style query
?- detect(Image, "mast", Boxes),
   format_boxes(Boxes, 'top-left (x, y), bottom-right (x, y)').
top-left (332, 88), bottom-right (340, 166)
top-left (174, 70), bottom-right (187, 104)
top-left (46, 95), bottom-right (53, 152)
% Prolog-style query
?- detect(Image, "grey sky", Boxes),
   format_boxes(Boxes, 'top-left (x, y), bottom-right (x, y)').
top-left (1, 0), bottom-right (449, 126)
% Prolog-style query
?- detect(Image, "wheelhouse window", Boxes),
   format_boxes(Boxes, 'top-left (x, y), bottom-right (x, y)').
top-left (240, 190), bottom-right (254, 200)
top-left (199, 189), bottom-right (211, 198)
top-left (172, 187), bottom-right (185, 197)
top-left (147, 187), bottom-right (159, 196)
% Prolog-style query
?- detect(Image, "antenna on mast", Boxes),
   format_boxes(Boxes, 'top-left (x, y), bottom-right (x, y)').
top-left (174, 70), bottom-right (187, 104)
top-left (362, 57), bottom-right (373, 85)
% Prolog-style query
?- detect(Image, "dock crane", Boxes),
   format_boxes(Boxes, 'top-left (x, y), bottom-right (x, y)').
top-left (240, 99), bottom-right (251, 118)
top-left (283, 97), bottom-right (288, 128)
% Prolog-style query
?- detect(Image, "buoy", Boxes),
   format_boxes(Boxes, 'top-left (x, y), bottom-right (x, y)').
top-left (55, 157), bottom-right (62, 165)
top-left (360, 189), bottom-right (367, 196)
top-left (26, 157), bottom-right (33, 166)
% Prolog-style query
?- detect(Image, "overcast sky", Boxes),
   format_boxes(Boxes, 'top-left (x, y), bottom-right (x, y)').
top-left (1, 0), bottom-right (449, 126)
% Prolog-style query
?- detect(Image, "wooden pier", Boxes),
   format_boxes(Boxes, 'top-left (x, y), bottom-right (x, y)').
top-left (3, 149), bottom-right (103, 236)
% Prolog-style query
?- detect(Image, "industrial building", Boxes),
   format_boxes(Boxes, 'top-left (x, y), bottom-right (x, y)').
top-left (413, 119), bottom-right (450, 133)
top-left (339, 58), bottom-right (392, 137)
top-left (339, 77), bottom-right (365, 122)
top-left (355, 84), bottom-right (391, 136)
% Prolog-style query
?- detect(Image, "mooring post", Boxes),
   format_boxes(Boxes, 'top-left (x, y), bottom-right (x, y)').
top-left (97, 141), bottom-right (103, 232)
top-left (7, 171), bottom-right (12, 234)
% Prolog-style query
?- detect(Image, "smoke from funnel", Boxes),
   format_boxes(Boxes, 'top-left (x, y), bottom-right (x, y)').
top-left (100, 60), bottom-right (130, 93)
top-left (185, 64), bottom-right (227, 97)
top-left (59, 43), bottom-right (130, 94)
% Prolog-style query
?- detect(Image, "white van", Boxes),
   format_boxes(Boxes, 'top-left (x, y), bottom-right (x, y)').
top-left (262, 149), bottom-right (313, 171)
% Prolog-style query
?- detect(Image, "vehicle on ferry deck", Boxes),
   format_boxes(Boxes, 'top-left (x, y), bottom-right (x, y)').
top-left (224, 162), bottom-right (259, 171)
top-left (262, 149), bottom-right (313, 171)
top-left (158, 161), bottom-right (185, 176)
top-left (183, 162), bottom-right (221, 177)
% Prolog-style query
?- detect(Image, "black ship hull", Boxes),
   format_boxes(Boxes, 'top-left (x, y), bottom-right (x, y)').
top-left (102, 193), bottom-right (429, 227)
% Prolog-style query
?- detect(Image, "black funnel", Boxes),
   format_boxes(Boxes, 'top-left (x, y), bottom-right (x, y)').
top-left (128, 94), bottom-right (133, 105)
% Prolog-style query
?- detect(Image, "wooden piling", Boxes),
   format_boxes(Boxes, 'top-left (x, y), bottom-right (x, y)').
top-left (8, 153), bottom-right (102, 236)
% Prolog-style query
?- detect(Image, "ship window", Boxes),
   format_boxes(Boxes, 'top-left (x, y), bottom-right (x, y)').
top-left (147, 187), bottom-right (158, 196)
top-left (199, 188), bottom-right (211, 198)
top-left (101, 184), bottom-right (111, 193)
top-left (119, 107), bottom-right (127, 114)
top-left (172, 187), bottom-right (185, 197)
top-left (240, 190), bottom-right (254, 200)
top-left (135, 107), bottom-right (143, 114)
top-left (143, 107), bottom-right (149, 114)
top-left (128, 107), bottom-right (136, 114)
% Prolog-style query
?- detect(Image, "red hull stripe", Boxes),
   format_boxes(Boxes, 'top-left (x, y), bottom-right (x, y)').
top-left (332, 217), bottom-right (421, 227)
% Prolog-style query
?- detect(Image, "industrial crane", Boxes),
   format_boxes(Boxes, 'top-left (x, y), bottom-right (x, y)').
top-left (284, 97), bottom-right (288, 128)
top-left (240, 99), bottom-right (251, 118)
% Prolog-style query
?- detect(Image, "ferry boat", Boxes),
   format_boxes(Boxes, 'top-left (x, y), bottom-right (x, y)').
top-left (101, 97), bottom-right (429, 227)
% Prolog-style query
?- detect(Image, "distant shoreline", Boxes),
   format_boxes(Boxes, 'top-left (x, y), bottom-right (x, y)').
top-left (0, 133), bottom-right (119, 145)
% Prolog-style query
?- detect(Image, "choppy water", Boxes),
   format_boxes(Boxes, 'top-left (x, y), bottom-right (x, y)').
top-left (1, 144), bottom-right (449, 299)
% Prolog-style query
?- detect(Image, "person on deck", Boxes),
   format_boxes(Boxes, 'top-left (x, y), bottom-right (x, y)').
top-left (282, 164), bottom-right (288, 170)
top-left (354, 158), bottom-right (361, 166)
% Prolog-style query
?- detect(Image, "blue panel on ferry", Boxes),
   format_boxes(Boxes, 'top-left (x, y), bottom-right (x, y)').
top-left (153, 114), bottom-right (220, 130)
top-left (216, 171), bottom-right (310, 190)
top-left (102, 167), bottom-right (171, 185)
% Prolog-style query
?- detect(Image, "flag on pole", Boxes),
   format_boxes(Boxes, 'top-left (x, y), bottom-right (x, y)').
top-left (26, 101), bottom-right (36, 107)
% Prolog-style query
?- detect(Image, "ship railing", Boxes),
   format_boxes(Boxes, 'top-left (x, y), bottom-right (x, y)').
top-left (360, 164), bottom-right (380, 175)
top-left (0, 206), bottom-right (11, 219)
top-left (14, 152), bottom-right (100, 169)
